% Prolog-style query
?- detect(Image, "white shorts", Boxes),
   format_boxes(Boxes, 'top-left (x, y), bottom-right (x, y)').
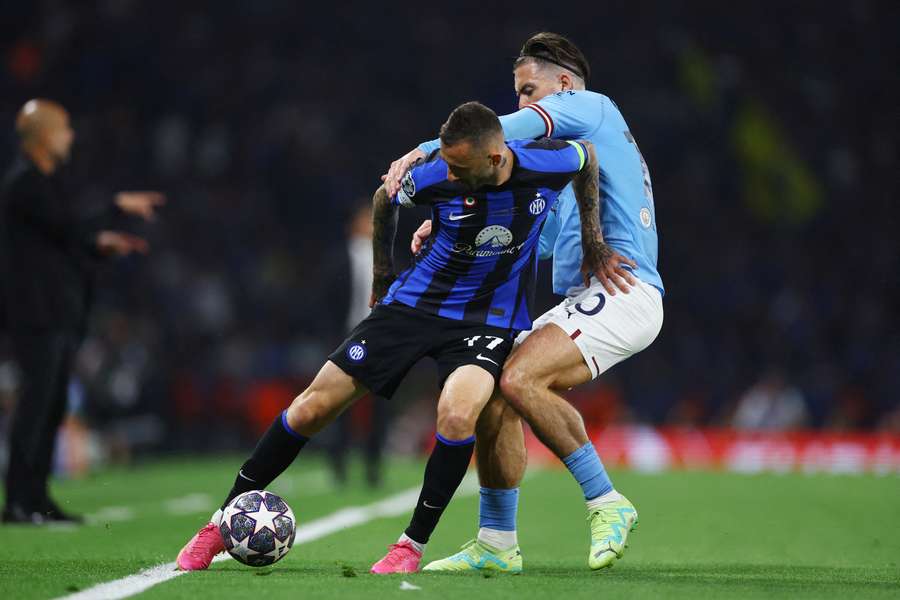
top-left (515, 277), bottom-right (664, 379)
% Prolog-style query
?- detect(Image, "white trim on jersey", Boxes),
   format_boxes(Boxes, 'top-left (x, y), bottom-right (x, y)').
top-left (524, 103), bottom-right (554, 137)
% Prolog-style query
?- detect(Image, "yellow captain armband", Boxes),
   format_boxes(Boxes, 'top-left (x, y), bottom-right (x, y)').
top-left (566, 140), bottom-right (587, 170)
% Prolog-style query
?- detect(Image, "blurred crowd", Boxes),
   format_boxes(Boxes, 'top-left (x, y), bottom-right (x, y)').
top-left (0, 1), bottom-right (896, 464)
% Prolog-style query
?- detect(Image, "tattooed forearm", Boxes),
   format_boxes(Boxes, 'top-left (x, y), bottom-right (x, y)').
top-left (371, 185), bottom-right (398, 301)
top-left (572, 141), bottom-right (612, 267)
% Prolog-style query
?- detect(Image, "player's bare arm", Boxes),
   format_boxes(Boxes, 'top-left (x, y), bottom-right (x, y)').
top-left (370, 185), bottom-right (398, 307)
top-left (572, 140), bottom-right (637, 295)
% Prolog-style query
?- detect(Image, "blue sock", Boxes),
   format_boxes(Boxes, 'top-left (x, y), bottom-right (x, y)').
top-left (478, 487), bottom-right (519, 531)
top-left (562, 442), bottom-right (613, 500)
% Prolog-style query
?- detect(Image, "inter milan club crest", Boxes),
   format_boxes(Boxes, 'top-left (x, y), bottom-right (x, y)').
top-left (529, 193), bottom-right (546, 216)
top-left (464, 196), bottom-right (477, 207)
top-left (346, 341), bottom-right (367, 362)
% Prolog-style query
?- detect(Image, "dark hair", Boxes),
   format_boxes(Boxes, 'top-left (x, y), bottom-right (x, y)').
top-left (438, 101), bottom-right (503, 148)
top-left (514, 32), bottom-right (590, 82)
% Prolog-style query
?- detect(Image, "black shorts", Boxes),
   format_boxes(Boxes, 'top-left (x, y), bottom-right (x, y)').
top-left (328, 303), bottom-right (515, 398)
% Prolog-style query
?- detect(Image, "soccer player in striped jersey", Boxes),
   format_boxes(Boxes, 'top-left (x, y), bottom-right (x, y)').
top-left (176, 101), bottom-right (615, 574)
top-left (383, 32), bottom-right (664, 572)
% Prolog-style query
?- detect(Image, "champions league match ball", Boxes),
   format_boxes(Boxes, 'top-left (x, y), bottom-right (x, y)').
top-left (219, 490), bottom-right (296, 567)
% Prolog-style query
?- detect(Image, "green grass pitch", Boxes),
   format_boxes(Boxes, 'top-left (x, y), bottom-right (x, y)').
top-left (0, 456), bottom-right (897, 599)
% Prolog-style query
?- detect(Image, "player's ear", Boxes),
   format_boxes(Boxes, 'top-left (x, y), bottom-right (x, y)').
top-left (489, 153), bottom-right (502, 167)
top-left (559, 72), bottom-right (573, 92)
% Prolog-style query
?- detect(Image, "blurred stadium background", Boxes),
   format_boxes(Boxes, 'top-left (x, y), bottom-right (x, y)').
top-left (0, 1), bottom-right (898, 482)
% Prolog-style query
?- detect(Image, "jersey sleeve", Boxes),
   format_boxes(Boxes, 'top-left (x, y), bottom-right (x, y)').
top-left (415, 92), bottom-right (601, 153)
top-left (392, 152), bottom-right (446, 207)
top-left (530, 91), bottom-right (604, 139)
top-left (517, 138), bottom-right (588, 176)
top-left (417, 138), bottom-right (440, 155)
top-left (414, 101), bottom-right (555, 154)
top-left (498, 107), bottom-right (548, 141)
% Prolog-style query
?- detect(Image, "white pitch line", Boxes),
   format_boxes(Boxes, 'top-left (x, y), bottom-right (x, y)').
top-left (162, 493), bottom-right (213, 516)
top-left (55, 473), bottom-right (479, 600)
top-left (85, 506), bottom-right (136, 526)
top-left (52, 470), bottom-right (339, 532)
top-left (274, 468), bottom-right (332, 496)
top-left (56, 560), bottom-right (188, 600)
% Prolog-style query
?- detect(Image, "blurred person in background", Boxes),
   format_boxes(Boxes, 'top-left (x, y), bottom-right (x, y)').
top-left (0, 99), bottom-right (164, 524)
top-left (322, 200), bottom-right (391, 488)
top-left (732, 369), bottom-right (809, 431)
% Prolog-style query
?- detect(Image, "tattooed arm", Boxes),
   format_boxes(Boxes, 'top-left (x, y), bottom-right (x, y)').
top-left (370, 185), bottom-right (399, 307)
top-left (572, 140), bottom-right (638, 295)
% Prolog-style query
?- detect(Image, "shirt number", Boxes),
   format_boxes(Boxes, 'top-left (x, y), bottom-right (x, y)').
top-left (464, 335), bottom-right (505, 350)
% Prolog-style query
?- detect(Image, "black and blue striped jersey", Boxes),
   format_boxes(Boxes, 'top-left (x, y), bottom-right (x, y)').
top-left (382, 138), bottom-right (587, 331)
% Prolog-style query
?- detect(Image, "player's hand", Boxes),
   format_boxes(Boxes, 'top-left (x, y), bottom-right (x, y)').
top-left (115, 191), bottom-right (166, 222)
top-left (382, 148), bottom-right (426, 198)
top-left (95, 230), bottom-right (150, 256)
top-left (411, 219), bottom-right (433, 254)
top-left (581, 243), bottom-right (637, 295)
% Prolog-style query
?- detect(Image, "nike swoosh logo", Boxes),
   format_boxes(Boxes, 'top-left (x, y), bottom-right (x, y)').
top-left (476, 353), bottom-right (499, 366)
top-left (448, 213), bottom-right (476, 221)
top-left (238, 470), bottom-right (256, 482)
top-left (423, 501), bottom-right (443, 509)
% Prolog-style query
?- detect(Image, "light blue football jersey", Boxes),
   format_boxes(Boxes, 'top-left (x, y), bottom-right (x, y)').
top-left (419, 90), bottom-right (663, 297)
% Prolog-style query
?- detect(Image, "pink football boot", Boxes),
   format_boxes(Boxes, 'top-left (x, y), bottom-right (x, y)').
top-left (176, 522), bottom-right (225, 571)
top-left (370, 541), bottom-right (422, 574)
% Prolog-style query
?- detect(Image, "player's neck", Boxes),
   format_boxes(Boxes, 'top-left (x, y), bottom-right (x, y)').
top-left (492, 146), bottom-right (515, 186)
top-left (23, 145), bottom-right (57, 175)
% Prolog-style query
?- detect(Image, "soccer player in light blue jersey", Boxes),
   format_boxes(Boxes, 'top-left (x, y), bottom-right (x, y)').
top-left (384, 32), bottom-right (664, 572)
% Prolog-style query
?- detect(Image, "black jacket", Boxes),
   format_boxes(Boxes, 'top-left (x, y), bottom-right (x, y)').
top-left (0, 157), bottom-right (122, 334)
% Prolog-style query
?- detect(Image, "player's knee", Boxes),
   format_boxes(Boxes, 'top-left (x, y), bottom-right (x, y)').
top-left (284, 400), bottom-right (312, 432)
top-left (499, 365), bottom-right (532, 405)
top-left (285, 392), bottom-right (329, 434)
top-left (436, 406), bottom-right (478, 440)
